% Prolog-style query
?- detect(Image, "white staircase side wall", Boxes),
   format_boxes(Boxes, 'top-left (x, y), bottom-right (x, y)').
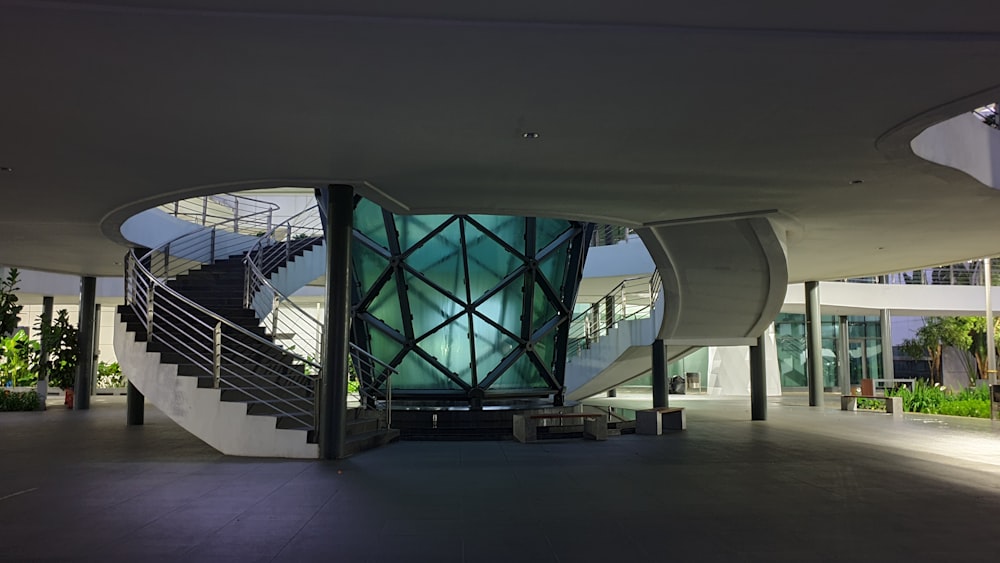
top-left (114, 312), bottom-right (318, 459)
top-left (250, 245), bottom-right (325, 321)
top-left (911, 111), bottom-right (1000, 191)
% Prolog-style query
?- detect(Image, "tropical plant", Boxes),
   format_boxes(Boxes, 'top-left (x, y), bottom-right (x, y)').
top-left (0, 268), bottom-right (22, 338)
top-left (0, 389), bottom-right (40, 411)
top-left (96, 361), bottom-right (124, 388)
top-left (900, 316), bottom-right (1000, 385)
top-left (0, 330), bottom-right (38, 387)
top-left (33, 310), bottom-right (80, 389)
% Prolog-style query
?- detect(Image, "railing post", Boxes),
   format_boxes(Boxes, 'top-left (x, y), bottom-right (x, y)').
top-left (209, 228), bottom-right (217, 263)
top-left (213, 322), bottom-right (222, 388)
top-left (233, 198), bottom-right (239, 233)
top-left (173, 200), bottom-right (179, 217)
top-left (163, 243), bottom-right (170, 276)
top-left (146, 284), bottom-right (155, 340)
top-left (201, 196), bottom-right (209, 226)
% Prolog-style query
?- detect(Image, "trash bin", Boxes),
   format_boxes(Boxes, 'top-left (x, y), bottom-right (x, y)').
top-left (669, 375), bottom-right (686, 395)
top-left (685, 372), bottom-right (701, 391)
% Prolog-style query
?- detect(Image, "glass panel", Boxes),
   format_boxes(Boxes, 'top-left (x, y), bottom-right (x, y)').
top-left (417, 314), bottom-right (473, 386)
top-left (465, 218), bottom-right (523, 300)
top-left (537, 239), bottom-right (570, 291)
top-left (535, 218), bottom-right (570, 254)
top-left (491, 353), bottom-right (548, 390)
top-left (472, 317), bottom-right (519, 382)
top-left (477, 275), bottom-right (526, 337)
top-left (405, 272), bottom-right (464, 340)
top-left (352, 241), bottom-right (390, 297)
top-left (849, 340), bottom-right (865, 385)
top-left (405, 220), bottom-right (465, 301)
top-left (368, 328), bottom-right (403, 374)
top-left (469, 215), bottom-right (525, 255)
top-left (354, 199), bottom-right (390, 250)
top-left (367, 275), bottom-right (406, 337)
top-left (531, 280), bottom-right (558, 330)
top-left (393, 350), bottom-right (463, 390)
top-left (397, 214), bottom-right (452, 252)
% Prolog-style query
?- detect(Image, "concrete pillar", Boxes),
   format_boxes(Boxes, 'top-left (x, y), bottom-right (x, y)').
top-left (36, 296), bottom-right (53, 410)
top-left (75, 276), bottom-right (96, 410)
top-left (750, 334), bottom-right (767, 420)
top-left (319, 185), bottom-right (353, 460)
top-left (92, 303), bottom-right (101, 395)
top-left (652, 339), bottom-right (668, 408)
top-left (126, 381), bottom-right (144, 425)
top-left (880, 309), bottom-right (894, 385)
top-left (805, 281), bottom-right (823, 407)
top-left (838, 315), bottom-right (850, 396)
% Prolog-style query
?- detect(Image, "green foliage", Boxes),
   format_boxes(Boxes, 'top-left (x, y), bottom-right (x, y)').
top-left (0, 268), bottom-right (22, 338)
top-left (936, 400), bottom-right (990, 418)
top-left (903, 316), bottom-right (1000, 385)
top-left (33, 310), bottom-right (80, 389)
top-left (855, 397), bottom-right (885, 411)
top-left (0, 330), bottom-right (38, 387)
top-left (96, 361), bottom-right (124, 388)
top-left (887, 380), bottom-right (989, 418)
top-left (0, 389), bottom-right (40, 411)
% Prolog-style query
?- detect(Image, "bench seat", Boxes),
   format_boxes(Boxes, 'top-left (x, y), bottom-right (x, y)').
top-left (840, 395), bottom-right (902, 416)
top-left (636, 407), bottom-right (686, 435)
top-left (513, 413), bottom-right (607, 443)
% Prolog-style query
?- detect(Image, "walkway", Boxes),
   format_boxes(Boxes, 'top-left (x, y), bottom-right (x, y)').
top-left (1, 395), bottom-right (999, 562)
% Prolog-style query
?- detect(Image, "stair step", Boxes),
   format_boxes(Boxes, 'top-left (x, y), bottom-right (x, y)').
top-left (344, 428), bottom-right (400, 457)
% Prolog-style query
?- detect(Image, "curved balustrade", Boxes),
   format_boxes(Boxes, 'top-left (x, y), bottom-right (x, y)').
top-left (843, 258), bottom-right (1000, 286)
top-left (124, 226), bottom-right (321, 429)
top-left (159, 193), bottom-right (279, 235)
top-left (566, 271), bottom-right (662, 359)
top-left (242, 204), bottom-right (396, 417)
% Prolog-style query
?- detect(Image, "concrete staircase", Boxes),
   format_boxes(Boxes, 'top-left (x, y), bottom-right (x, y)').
top-left (116, 253), bottom-right (399, 458)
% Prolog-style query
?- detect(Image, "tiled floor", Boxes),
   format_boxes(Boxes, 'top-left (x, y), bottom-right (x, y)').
top-left (2, 393), bottom-right (999, 562)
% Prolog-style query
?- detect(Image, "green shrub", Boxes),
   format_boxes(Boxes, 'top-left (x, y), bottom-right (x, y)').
top-left (937, 400), bottom-right (990, 418)
top-left (0, 389), bottom-right (40, 411)
top-left (856, 397), bottom-right (885, 411)
top-left (96, 361), bottom-right (124, 388)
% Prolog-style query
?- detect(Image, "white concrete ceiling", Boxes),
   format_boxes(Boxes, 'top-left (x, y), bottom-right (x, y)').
top-left (3, 1), bottom-right (1000, 280)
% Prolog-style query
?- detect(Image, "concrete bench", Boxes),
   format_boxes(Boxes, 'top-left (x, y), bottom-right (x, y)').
top-left (636, 407), bottom-right (686, 435)
top-left (840, 395), bottom-right (903, 416)
top-left (513, 413), bottom-right (607, 443)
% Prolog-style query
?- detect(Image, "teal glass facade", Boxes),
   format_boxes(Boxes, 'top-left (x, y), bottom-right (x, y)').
top-left (774, 313), bottom-right (883, 389)
top-left (351, 198), bottom-right (592, 403)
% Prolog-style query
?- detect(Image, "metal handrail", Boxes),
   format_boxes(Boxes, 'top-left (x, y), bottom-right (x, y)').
top-left (566, 270), bottom-right (662, 359)
top-left (126, 247), bottom-right (320, 429)
top-left (243, 203), bottom-right (397, 422)
top-left (973, 103), bottom-right (998, 129)
top-left (159, 193), bottom-right (279, 235)
top-left (590, 224), bottom-right (633, 247)
top-left (841, 258), bottom-right (1000, 287)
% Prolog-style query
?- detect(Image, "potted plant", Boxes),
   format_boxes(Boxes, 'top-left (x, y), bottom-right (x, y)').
top-left (33, 310), bottom-right (79, 408)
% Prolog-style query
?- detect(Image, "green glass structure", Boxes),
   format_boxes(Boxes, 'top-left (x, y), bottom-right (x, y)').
top-left (350, 198), bottom-right (592, 405)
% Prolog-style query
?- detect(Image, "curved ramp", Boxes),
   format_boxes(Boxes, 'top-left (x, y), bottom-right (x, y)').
top-left (566, 217), bottom-right (788, 400)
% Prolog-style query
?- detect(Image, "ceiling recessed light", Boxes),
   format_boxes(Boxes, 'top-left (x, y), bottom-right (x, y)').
top-left (0, 166), bottom-right (12, 173)
top-left (849, 179), bottom-right (864, 184)
top-left (522, 132), bottom-right (539, 139)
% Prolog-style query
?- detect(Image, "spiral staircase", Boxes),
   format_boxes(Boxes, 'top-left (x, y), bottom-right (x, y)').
top-left (114, 194), bottom-right (397, 458)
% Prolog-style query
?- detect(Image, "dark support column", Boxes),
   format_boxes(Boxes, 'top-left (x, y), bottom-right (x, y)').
top-left (651, 339), bottom-right (668, 408)
top-left (320, 185), bottom-right (353, 460)
top-left (838, 315), bottom-right (850, 396)
top-left (75, 276), bottom-right (97, 410)
top-left (126, 381), bottom-right (144, 425)
top-left (750, 332), bottom-right (768, 420)
top-left (880, 309), bottom-right (894, 385)
top-left (805, 281), bottom-right (824, 407)
top-left (36, 296), bottom-right (53, 410)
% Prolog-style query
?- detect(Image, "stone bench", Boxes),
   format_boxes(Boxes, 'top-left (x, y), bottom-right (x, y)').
top-left (636, 407), bottom-right (686, 435)
top-left (513, 413), bottom-right (607, 443)
top-left (840, 395), bottom-right (903, 416)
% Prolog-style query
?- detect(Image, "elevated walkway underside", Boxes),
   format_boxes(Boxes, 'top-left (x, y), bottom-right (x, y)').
top-left (3, 395), bottom-right (999, 561)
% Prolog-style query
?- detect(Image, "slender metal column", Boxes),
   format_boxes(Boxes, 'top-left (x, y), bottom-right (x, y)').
top-left (880, 309), bottom-right (894, 385)
top-left (750, 333), bottom-right (767, 421)
top-left (838, 315), bottom-right (850, 396)
top-left (75, 276), bottom-right (97, 410)
top-left (320, 185), bottom-right (354, 460)
top-left (805, 281), bottom-right (823, 407)
top-left (126, 381), bottom-right (144, 425)
top-left (651, 339), bottom-right (668, 408)
top-left (986, 258), bottom-right (998, 420)
top-left (36, 296), bottom-right (53, 410)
